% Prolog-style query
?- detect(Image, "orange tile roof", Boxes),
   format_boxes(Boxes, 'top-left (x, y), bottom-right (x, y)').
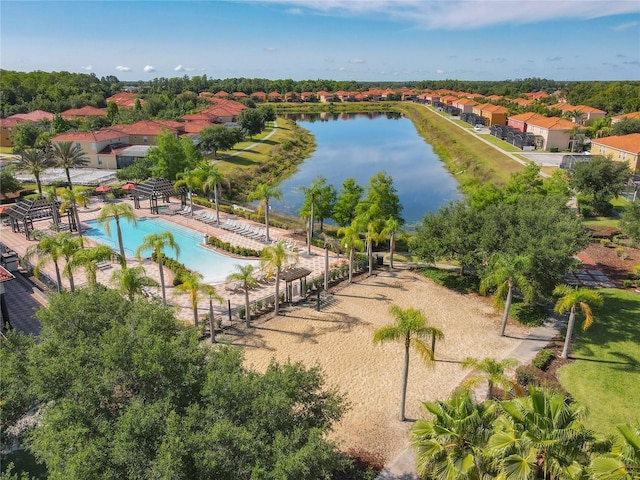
top-left (52, 128), bottom-right (128, 142)
top-left (0, 117), bottom-right (25, 127)
top-left (214, 91), bottom-right (229, 97)
top-left (232, 92), bottom-right (248, 97)
top-left (106, 92), bottom-right (146, 108)
top-left (612, 112), bottom-right (640, 121)
top-left (184, 121), bottom-right (214, 134)
top-left (591, 133), bottom-right (640, 154)
top-left (111, 120), bottom-right (183, 135)
top-left (8, 110), bottom-right (54, 122)
top-left (575, 105), bottom-right (606, 114)
top-left (508, 112), bottom-right (540, 122)
top-left (61, 106), bottom-right (107, 118)
top-left (526, 115), bottom-right (575, 130)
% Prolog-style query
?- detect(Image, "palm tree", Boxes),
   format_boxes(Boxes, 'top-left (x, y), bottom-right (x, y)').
top-left (96, 202), bottom-right (137, 267)
top-left (58, 234), bottom-right (83, 292)
top-left (59, 186), bottom-right (90, 245)
top-left (226, 264), bottom-right (259, 328)
top-left (373, 305), bottom-right (444, 421)
top-left (590, 423), bottom-right (640, 480)
top-left (553, 285), bottom-right (604, 359)
top-left (110, 266), bottom-right (159, 302)
top-left (411, 388), bottom-right (498, 479)
top-left (488, 386), bottom-right (596, 480)
top-left (173, 270), bottom-right (206, 327)
top-left (260, 241), bottom-right (297, 316)
top-left (200, 163), bottom-right (227, 226)
top-left (44, 186), bottom-right (62, 229)
top-left (461, 357), bottom-right (520, 400)
top-left (337, 223), bottom-right (363, 284)
top-left (480, 253), bottom-right (535, 337)
top-left (321, 233), bottom-right (341, 291)
top-left (18, 148), bottom-right (53, 196)
top-left (67, 245), bottom-right (113, 288)
top-left (24, 231), bottom-right (65, 293)
top-left (248, 184), bottom-right (282, 243)
top-left (201, 285), bottom-right (223, 343)
top-left (382, 217), bottom-right (401, 271)
top-left (135, 232), bottom-right (180, 301)
top-left (49, 141), bottom-right (89, 189)
top-left (174, 168), bottom-right (202, 217)
top-left (363, 220), bottom-right (385, 276)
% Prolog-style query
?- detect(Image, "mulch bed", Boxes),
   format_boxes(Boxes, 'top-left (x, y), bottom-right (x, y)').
top-left (578, 242), bottom-right (639, 287)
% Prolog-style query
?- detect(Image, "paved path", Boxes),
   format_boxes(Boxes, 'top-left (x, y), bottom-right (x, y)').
top-left (375, 313), bottom-right (564, 479)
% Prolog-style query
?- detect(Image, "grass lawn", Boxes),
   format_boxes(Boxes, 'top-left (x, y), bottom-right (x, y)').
top-left (481, 134), bottom-right (524, 153)
top-left (558, 288), bottom-right (640, 436)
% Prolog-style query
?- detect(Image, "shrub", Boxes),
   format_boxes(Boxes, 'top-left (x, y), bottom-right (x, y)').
top-left (511, 302), bottom-right (548, 327)
top-left (600, 238), bottom-right (611, 247)
top-left (516, 365), bottom-right (540, 387)
top-left (622, 279), bottom-right (634, 288)
top-left (615, 247), bottom-right (628, 259)
top-left (532, 349), bottom-right (555, 371)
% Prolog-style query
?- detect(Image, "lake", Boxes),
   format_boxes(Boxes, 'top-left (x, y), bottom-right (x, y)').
top-left (269, 112), bottom-right (461, 226)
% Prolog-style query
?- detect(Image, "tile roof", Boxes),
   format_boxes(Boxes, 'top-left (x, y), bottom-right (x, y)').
top-left (51, 128), bottom-right (128, 142)
top-left (111, 120), bottom-right (184, 135)
top-left (0, 265), bottom-right (15, 283)
top-left (0, 117), bottom-right (25, 127)
top-left (526, 115), bottom-right (575, 130)
top-left (107, 92), bottom-right (146, 108)
top-left (612, 112), bottom-right (640, 121)
top-left (591, 133), bottom-right (640, 154)
top-left (508, 112), bottom-right (540, 123)
top-left (184, 121), bottom-right (214, 133)
top-left (8, 110), bottom-right (54, 122)
top-left (61, 106), bottom-right (107, 118)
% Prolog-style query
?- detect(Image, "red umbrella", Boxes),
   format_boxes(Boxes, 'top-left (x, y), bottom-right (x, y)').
top-left (0, 205), bottom-right (10, 214)
top-left (122, 183), bottom-right (136, 190)
top-left (95, 185), bottom-right (110, 193)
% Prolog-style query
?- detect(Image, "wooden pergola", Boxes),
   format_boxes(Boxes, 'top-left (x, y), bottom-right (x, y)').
top-left (5, 198), bottom-right (75, 239)
top-left (131, 178), bottom-right (187, 214)
top-left (280, 267), bottom-right (312, 304)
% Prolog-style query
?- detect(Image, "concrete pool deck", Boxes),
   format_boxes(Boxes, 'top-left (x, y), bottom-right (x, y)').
top-left (1, 197), bottom-right (338, 324)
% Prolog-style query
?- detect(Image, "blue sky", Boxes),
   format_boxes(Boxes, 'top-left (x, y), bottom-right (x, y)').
top-left (2, 0), bottom-right (639, 82)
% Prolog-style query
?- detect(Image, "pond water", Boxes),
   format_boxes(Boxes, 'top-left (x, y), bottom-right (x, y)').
top-left (269, 112), bottom-right (461, 226)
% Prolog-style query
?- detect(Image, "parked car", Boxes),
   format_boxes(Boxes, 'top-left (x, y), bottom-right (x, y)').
top-left (474, 124), bottom-right (483, 131)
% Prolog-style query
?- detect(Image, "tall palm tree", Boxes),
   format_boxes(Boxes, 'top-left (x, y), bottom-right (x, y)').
top-left (382, 218), bottom-right (401, 271)
top-left (363, 220), bottom-right (385, 277)
top-left (49, 141), bottom-right (89, 189)
top-left (67, 245), bottom-right (113, 288)
top-left (260, 241), bottom-right (297, 316)
top-left (135, 232), bottom-right (180, 301)
top-left (18, 148), bottom-right (53, 196)
top-left (248, 184), bottom-right (282, 243)
top-left (411, 389), bottom-right (498, 480)
top-left (480, 253), bottom-right (535, 337)
top-left (337, 223), bottom-right (363, 284)
top-left (590, 423), bottom-right (640, 480)
top-left (201, 285), bottom-right (223, 343)
top-left (553, 285), bottom-right (604, 359)
top-left (488, 386), bottom-right (596, 480)
top-left (321, 233), bottom-right (341, 291)
top-left (174, 168), bottom-right (202, 217)
top-left (461, 357), bottom-right (520, 400)
top-left (110, 266), bottom-right (159, 302)
top-left (200, 163), bottom-right (227, 226)
top-left (59, 234), bottom-right (83, 292)
top-left (96, 202), bottom-right (137, 267)
top-left (173, 270), bottom-right (205, 327)
top-left (373, 305), bottom-right (444, 421)
top-left (226, 264), bottom-right (259, 328)
top-left (59, 186), bottom-right (90, 245)
top-left (24, 231), bottom-right (65, 293)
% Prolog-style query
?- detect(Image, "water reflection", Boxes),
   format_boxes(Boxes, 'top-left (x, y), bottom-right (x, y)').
top-left (269, 113), bottom-right (461, 226)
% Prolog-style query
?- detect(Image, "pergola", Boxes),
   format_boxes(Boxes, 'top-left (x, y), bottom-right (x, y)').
top-left (280, 267), bottom-right (312, 304)
top-left (131, 178), bottom-right (187, 214)
top-left (5, 197), bottom-right (75, 239)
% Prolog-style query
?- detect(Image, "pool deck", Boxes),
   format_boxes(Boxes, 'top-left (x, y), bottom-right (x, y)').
top-left (1, 197), bottom-right (340, 325)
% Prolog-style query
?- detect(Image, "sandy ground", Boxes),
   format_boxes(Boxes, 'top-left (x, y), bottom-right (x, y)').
top-left (224, 267), bottom-right (532, 464)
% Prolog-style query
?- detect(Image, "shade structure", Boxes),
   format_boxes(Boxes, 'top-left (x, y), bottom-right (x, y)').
top-left (95, 185), bottom-right (110, 192)
top-left (122, 183), bottom-right (136, 190)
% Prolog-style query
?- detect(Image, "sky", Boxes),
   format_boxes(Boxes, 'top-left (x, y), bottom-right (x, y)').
top-left (1, 0), bottom-right (639, 82)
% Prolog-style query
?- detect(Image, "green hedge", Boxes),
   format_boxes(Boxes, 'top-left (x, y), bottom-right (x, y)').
top-left (207, 236), bottom-right (261, 257)
top-left (151, 252), bottom-right (190, 286)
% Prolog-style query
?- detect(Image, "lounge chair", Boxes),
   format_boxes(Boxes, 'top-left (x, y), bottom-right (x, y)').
top-left (178, 206), bottom-right (192, 216)
top-left (97, 261), bottom-right (112, 270)
top-left (221, 219), bottom-right (237, 230)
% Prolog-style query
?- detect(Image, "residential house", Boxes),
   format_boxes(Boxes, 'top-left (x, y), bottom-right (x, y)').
top-left (611, 112), bottom-right (640, 124)
top-left (317, 91), bottom-right (334, 103)
top-left (300, 92), bottom-right (316, 102)
top-left (472, 104), bottom-right (508, 126)
top-left (507, 112), bottom-right (540, 133)
top-left (549, 103), bottom-right (606, 124)
top-left (284, 92), bottom-right (300, 102)
top-left (50, 129), bottom-right (131, 169)
top-left (111, 120), bottom-right (185, 146)
top-left (451, 98), bottom-right (478, 114)
top-left (7, 110), bottom-right (54, 123)
top-left (61, 106), bottom-right (107, 119)
top-left (0, 117), bottom-right (24, 148)
top-left (591, 133), bottom-right (640, 173)
top-left (522, 115), bottom-right (575, 151)
top-left (232, 92), bottom-right (248, 100)
top-left (199, 99), bottom-right (246, 123)
top-left (268, 91), bottom-right (283, 102)
top-left (214, 91), bottom-right (229, 99)
top-left (251, 92), bottom-right (267, 103)
top-left (106, 92), bottom-right (146, 109)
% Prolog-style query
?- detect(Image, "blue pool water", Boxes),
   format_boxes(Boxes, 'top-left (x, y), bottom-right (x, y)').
top-left (84, 217), bottom-right (259, 283)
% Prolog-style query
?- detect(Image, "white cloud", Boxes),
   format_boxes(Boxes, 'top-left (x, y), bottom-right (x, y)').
top-left (612, 20), bottom-right (638, 31)
top-left (174, 65), bottom-right (185, 72)
top-left (116, 65), bottom-right (131, 72)
top-left (349, 58), bottom-right (365, 64)
top-left (143, 65), bottom-right (156, 72)
top-left (436, 68), bottom-right (445, 74)
top-left (264, 47), bottom-right (278, 52)
top-left (286, 7), bottom-right (303, 15)
top-left (269, 1), bottom-right (640, 30)
top-left (81, 65), bottom-right (92, 71)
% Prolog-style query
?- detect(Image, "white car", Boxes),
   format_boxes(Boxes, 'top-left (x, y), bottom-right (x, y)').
top-left (474, 124), bottom-right (483, 132)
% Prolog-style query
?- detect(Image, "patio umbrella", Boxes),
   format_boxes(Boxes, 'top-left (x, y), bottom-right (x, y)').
top-left (95, 185), bottom-right (110, 193)
top-left (122, 183), bottom-right (136, 190)
top-left (0, 205), bottom-right (10, 214)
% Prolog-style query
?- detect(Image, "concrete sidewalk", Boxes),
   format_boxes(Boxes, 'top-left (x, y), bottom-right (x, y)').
top-left (375, 314), bottom-right (563, 479)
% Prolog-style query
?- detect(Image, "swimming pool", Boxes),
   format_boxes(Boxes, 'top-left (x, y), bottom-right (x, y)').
top-left (84, 217), bottom-right (259, 283)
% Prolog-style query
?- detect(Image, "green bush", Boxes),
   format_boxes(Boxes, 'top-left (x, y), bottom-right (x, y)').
top-left (511, 302), bottom-right (548, 327)
top-left (516, 365), bottom-right (540, 387)
top-left (207, 236), bottom-right (261, 257)
top-left (420, 267), bottom-right (480, 294)
top-left (532, 349), bottom-right (555, 371)
top-left (151, 252), bottom-right (190, 286)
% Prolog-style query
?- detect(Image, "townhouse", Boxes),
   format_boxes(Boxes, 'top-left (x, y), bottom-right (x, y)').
top-left (591, 133), bottom-right (640, 174)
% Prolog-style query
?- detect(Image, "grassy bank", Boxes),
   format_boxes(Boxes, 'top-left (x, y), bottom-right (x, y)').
top-left (558, 288), bottom-right (640, 436)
